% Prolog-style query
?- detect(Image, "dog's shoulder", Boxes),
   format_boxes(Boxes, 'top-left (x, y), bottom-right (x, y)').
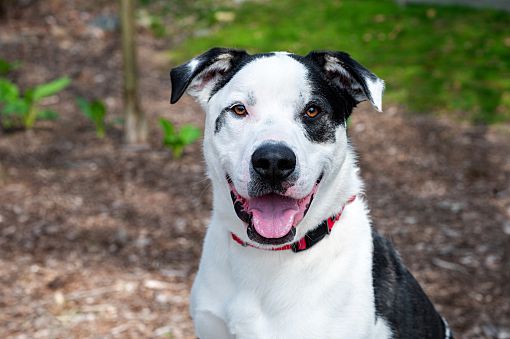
top-left (371, 229), bottom-right (451, 339)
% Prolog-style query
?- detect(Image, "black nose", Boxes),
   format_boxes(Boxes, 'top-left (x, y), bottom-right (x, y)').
top-left (251, 143), bottom-right (296, 183)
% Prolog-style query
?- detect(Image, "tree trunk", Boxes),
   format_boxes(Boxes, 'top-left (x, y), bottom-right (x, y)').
top-left (120, 0), bottom-right (147, 144)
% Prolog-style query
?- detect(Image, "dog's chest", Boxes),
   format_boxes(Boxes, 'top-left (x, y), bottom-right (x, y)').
top-left (222, 278), bottom-right (384, 339)
top-left (191, 207), bottom-right (392, 339)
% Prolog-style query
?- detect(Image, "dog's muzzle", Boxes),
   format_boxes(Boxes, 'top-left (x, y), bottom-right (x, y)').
top-left (227, 175), bottom-right (321, 246)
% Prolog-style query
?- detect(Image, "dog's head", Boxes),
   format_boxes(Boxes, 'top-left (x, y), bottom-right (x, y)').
top-left (170, 48), bottom-right (383, 247)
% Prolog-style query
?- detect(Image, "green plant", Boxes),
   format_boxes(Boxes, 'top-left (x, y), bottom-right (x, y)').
top-left (76, 97), bottom-right (107, 138)
top-left (0, 76), bottom-right (70, 130)
top-left (159, 118), bottom-right (201, 158)
top-left (0, 58), bottom-right (20, 76)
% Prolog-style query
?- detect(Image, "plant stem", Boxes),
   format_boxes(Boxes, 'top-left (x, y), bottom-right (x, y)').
top-left (24, 105), bottom-right (37, 129)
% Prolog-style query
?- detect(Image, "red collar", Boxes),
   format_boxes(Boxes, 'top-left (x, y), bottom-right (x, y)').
top-left (231, 195), bottom-right (356, 253)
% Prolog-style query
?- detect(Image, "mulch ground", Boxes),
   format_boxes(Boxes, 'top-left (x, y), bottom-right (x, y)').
top-left (0, 1), bottom-right (509, 338)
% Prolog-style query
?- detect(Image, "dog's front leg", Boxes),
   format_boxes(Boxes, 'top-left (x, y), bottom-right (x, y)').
top-left (194, 310), bottom-right (235, 339)
top-left (194, 306), bottom-right (266, 339)
top-left (225, 292), bottom-right (273, 339)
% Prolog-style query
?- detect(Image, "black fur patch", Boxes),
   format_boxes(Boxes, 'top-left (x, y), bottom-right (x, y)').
top-left (305, 51), bottom-right (382, 108)
top-left (170, 48), bottom-right (250, 104)
top-left (290, 54), bottom-right (357, 143)
top-left (372, 229), bottom-right (449, 338)
top-left (214, 108), bottom-right (228, 134)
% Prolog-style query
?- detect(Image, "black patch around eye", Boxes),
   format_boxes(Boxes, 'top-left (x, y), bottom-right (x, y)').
top-left (296, 87), bottom-right (355, 143)
top-left (301, 113), bottom-right (338, 143)
top-left (290, 55), bottom-right (357, 143)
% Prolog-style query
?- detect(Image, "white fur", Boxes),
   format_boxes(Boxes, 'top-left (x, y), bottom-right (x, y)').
top-left (366, 78), bottom-right (385, 112)
top-left (188, 58), bottom-right (200, 72)
top-left (188, 54), bottom-right (391, 338)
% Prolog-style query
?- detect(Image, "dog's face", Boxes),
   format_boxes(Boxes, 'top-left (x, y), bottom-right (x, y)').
top-left (170, 48), bottom-right (383, 247)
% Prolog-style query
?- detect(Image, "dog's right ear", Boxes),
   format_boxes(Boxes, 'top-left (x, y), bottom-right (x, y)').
top-left (170, 47), bottom-right (248, 104)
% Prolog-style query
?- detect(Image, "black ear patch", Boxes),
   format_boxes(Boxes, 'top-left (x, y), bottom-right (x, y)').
top-left (170, 47), bottom-right (248, 104)
top-left (305, 51), bottom-right (384, 111)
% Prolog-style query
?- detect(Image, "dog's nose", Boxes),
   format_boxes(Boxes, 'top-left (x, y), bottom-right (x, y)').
top-left (251, 143), bottom-right (296, 183)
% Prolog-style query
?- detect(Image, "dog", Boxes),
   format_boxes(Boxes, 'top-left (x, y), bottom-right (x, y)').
top-left (170, 48), bottom-right (452, 339)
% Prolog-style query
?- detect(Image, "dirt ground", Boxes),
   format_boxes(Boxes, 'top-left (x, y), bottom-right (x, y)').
top-left (1, 1), bottom-right (509, 338)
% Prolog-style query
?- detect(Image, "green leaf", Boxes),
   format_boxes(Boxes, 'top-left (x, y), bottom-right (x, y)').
top-left (90, 100), bottom-right (106, 120)
top-left (159, 118), bottom-right (200, 157)
top-left (159, 118), bottom-right (175, 137)
top-left (76, 97), bottom-right (92, 118)
top-left (24, 88), bottom-right (35, 105)
top-left (0, 59), bottom-right (11, 75)
top-left (163, 133), bottom-right (179, 146)
top-left (77, 97), bottom-right (107, 138)
top-left (37, 110), bottom-right (59, 121)
top-left (0, 58), bottom-right (20, 76)
top-left (91, 100), bottom-right (106, 138)
top-left (179, 124), bottom-right (201, 145)
top-left (32, 76), bottom-right (71, 101)
top-left (0, 78), bottom-right (20, 102)
top-left (3, 98), bottom-right (29, 115)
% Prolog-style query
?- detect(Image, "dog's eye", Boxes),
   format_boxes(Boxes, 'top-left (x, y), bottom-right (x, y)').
top-left (231, 104), bottom-right (248, 117)
top-left (305, 105), bottom-right (321, 118)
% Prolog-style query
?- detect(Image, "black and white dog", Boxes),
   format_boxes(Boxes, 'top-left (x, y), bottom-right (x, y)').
top-left (170, 48), bottom-right (452, 339)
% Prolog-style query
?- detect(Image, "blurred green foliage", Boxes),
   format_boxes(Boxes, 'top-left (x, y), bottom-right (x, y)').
top-left (160, 118), bottom-right (201, 158)
top-left (77, 97), bottom-right (107, 138)
top-left (0, 69), bottom-right (70, 130)
top-left (138, 0), bottom-right (233, 39)
top-left (0, 58), bottom-right (20, 76)
top-left (167, 0), bottom-right (510, 124)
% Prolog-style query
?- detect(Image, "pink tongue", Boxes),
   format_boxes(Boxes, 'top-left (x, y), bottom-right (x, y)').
top-left (250, 194), bottom-right (299, 238)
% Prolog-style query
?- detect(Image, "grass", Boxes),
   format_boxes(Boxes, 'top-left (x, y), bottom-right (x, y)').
top-left (167, 0), bottom-right (510, 124)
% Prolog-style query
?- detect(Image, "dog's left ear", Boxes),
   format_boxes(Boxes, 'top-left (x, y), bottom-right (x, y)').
top-left (170, 47), bottom-right (249, 105)
top-left (306, 51), bottom-right (384, 112)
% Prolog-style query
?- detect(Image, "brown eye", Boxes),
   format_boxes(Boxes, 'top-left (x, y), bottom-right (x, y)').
top-left (232, 104), bottom-right (247, 116)
top-left (305, 105), bottom-right (321, 118)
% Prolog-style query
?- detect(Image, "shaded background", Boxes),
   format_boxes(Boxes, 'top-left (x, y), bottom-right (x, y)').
top-left (0, 0), bottom-right (509, 338)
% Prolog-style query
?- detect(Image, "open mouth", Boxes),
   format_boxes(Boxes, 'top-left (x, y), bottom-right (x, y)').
top-left (227, 176), bottom-right (321, 246)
